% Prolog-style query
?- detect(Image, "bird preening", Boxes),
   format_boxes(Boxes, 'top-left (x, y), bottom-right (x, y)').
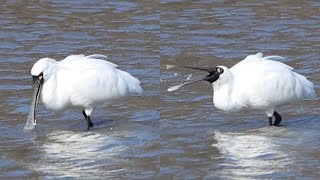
top-left (24, 54), bottom-right (143, 131)
top-left (168, 53), bottom-right (316, 126)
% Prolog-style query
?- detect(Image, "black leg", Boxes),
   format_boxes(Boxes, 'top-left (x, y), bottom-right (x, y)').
top-left (82, 110), bottom-right (94, 130)
top-left (86, 116), bottom-right (93, 130)
top-left (82, 110), bottom-right (87, 119)
top-left (268, 116), bottom-right (273, 126)
top-left (273, 111), bottom-right (282, 126)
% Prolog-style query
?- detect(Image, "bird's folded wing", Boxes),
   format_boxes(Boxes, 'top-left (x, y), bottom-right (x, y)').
top-left (62, 54), bottom-right (118, 67)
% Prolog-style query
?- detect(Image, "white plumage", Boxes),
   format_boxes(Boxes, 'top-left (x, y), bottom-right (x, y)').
top-left (168, 52), bottom-right (316, 126)
top-left (25, 54), bottom-right (143, 131)
top-left (214, 53), bottom-right (315, 111)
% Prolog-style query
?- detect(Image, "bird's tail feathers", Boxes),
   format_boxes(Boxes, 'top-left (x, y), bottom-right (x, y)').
top-left (294, 72), bottom-right (317, 99)
top-left (118, 70), bottom-right (143, 95)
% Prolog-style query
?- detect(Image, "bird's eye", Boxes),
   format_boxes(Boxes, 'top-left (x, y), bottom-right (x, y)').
top-left (38, 72), bottom-right (43, 80)
top-left (217, 67), bottom-right (224, 74)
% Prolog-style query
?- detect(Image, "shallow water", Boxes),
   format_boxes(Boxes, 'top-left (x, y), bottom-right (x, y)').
top-left (160, 0), bottom-right (320, 179)
top-left (0, 1), bottom-right (159, 179)
top-left (1, 0), bottom-right (320, 179)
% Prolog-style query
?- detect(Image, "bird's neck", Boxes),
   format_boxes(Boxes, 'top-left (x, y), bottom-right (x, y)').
top-left (41, 68), bottom-right (69, 111)
top-left (212, 76), bottom-right (240, 112)
top-left (41, 74), bottom-right (58, 109)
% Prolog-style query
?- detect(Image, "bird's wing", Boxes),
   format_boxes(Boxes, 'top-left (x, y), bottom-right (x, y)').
top-left (62, 54), bottom-right (118, 67)
top-left (230, 53), bottom-right (314, 108)
top-left (58, 55), bottom-right (142, 106)
top-left (231, 52), bottom-right (264, 71)
top-left (231, 52), bottom-right (291, 74)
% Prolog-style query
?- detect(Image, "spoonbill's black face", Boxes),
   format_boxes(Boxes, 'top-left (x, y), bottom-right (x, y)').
top-left (183, 66), bottom-right (224, 83)
top-left (32, 72), bottom-right (44, 105)
top-left (33, 72), bottom-right (44, 88)
top-left (32, 72), bottom-right (44, 111)
top-left (203, 67), bottom-right (224, 83)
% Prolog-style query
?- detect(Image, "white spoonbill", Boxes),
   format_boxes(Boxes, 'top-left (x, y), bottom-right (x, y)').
top-left (25, 54), bottom-right (143, 131)
top-left (168, 53), bottom-right (316, 126)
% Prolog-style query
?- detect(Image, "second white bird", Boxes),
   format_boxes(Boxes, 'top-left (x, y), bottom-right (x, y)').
top-left (169, 52), bottom-right (316, 126)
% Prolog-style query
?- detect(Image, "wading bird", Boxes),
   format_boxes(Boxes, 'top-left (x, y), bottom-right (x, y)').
top-left (168, 53), bottom-right (316, 126)
top-left (25, 54), bottom-right (143, 131)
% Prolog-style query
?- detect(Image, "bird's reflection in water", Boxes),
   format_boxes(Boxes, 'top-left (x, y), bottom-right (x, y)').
top-left (211, 127), bottom-right (316, 179)
top-left (35, 131), bottom-right (129, 178)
